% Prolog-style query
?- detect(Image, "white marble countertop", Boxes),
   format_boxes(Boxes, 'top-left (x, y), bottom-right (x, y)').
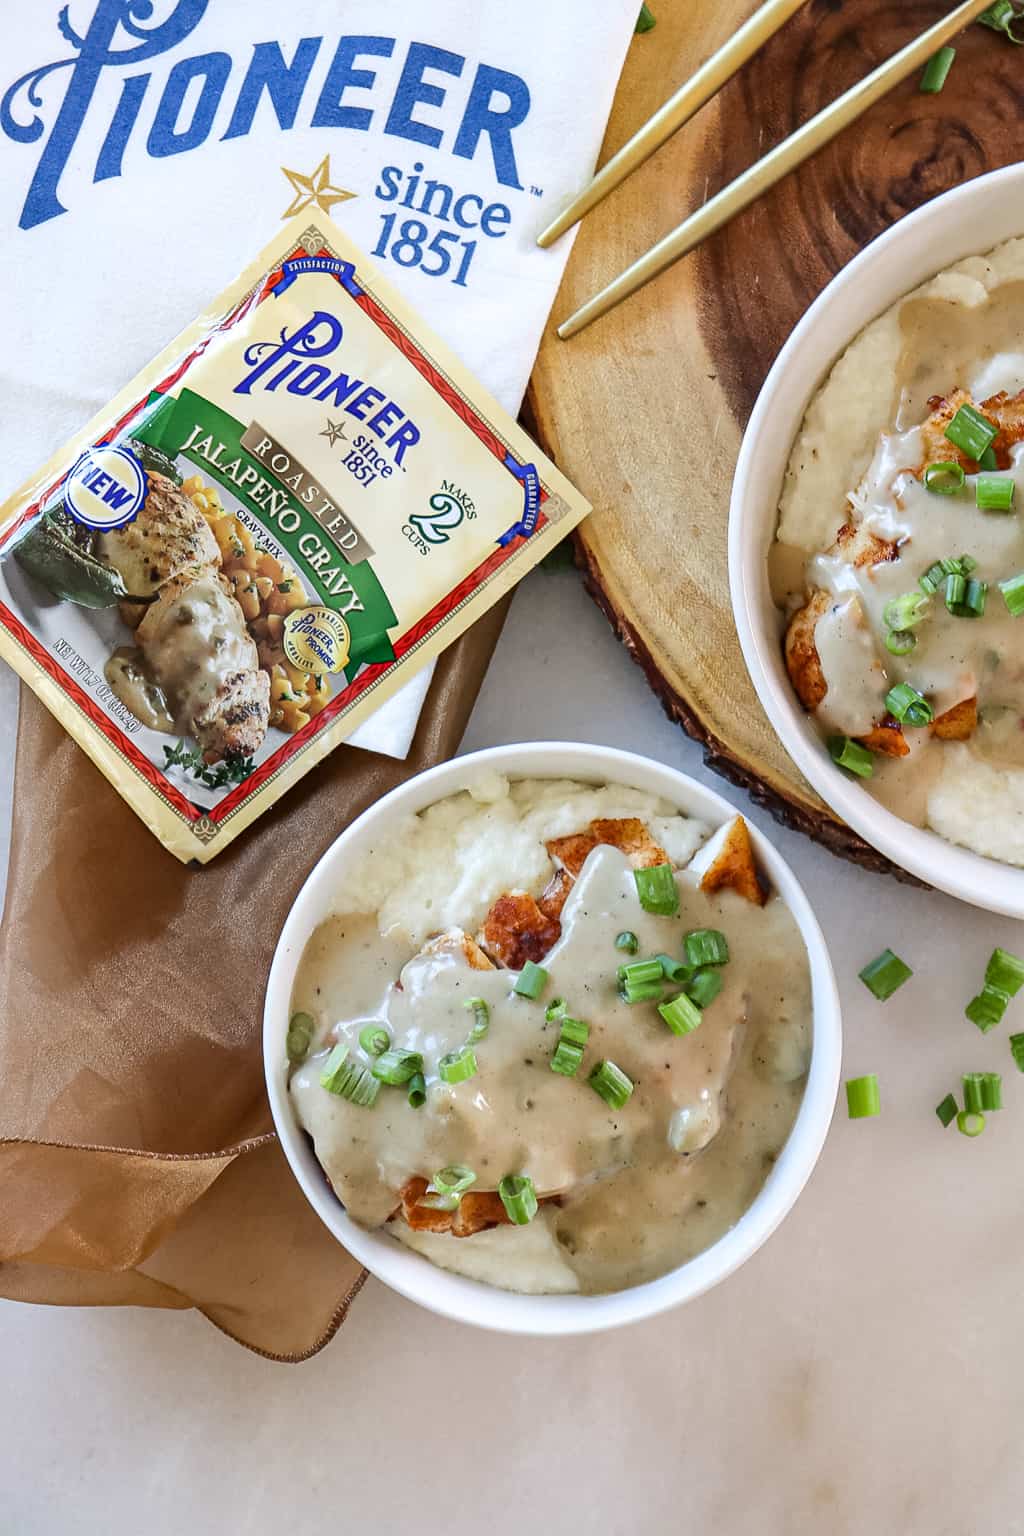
top-left (2, 566), bottom-right (1023, 1536)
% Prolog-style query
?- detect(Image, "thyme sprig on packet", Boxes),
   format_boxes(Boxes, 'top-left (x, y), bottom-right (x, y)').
top-left (163, 739), bottom-right (255, 790)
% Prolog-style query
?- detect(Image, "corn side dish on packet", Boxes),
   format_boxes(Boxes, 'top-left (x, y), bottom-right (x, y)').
top-left (0, 215), bottom-right (589, 863)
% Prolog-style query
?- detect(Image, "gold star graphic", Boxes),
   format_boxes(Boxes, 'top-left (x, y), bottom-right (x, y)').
top-left (320, 419), bottom-right (348, 447)
top-left (280, 154), bottom-right (356, 219)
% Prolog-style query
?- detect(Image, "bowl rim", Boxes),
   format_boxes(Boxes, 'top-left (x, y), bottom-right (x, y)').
top-left (263, 741), bottom-right (841, 1335)
top-left (729, 164), bottom-right (1024, 917)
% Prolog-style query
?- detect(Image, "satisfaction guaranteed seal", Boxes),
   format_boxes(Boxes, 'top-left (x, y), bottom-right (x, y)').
top-left (283, 606), bottom-right (350, 674)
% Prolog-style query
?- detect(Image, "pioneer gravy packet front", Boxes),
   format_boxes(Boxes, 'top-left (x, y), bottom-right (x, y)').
top-left (0, 215), bottom-right (589, 862)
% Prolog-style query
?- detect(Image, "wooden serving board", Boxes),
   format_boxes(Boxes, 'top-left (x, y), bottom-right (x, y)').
top-left (528, 0), bottom-right (1023, 872)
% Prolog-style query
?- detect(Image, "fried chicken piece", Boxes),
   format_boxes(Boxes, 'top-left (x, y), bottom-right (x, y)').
top-left (538, 868), bottom-right (574, 923)
top-left (481, 892), bottom-right (562, 969)
top-left (98, 472), bottom-right (220, 598)
top-left (395, 1177), bottom-right (551, 1238)
top-left (687, 815), bottom-right (766, 906)
top-left (136, 568), bottom-right (269, 761)
top-left (931, 696), bottom-right (978, 741)
top-left (546, 816), bottom-right (668, 877)
top-left (859, 717), bottom-right (910, 758)
top-left (919, 388), bottom-right (1024, 473)
top-left (833, 522), bottom-right (899, 568)
top-left (421, 929), bottom-right (495, 970)
top-left (784, 590), bottom-right (830, 711)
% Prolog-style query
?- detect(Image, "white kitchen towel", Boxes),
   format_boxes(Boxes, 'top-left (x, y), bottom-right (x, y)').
top-left (0, 0), bottom-right (639, 758)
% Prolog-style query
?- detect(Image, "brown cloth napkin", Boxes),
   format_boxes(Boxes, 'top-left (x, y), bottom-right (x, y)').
top-left (0, 600), bottom-right (508, 1359)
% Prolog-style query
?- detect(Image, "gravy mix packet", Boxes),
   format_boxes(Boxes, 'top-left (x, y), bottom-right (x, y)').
top-left (0, 214), bottom-right (589, 863)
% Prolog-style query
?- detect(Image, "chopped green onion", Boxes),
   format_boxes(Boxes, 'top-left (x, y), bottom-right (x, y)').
top-left (884, 683), bottom-right (934, 728)
top-left (514, 960), bottom-right (548, 999)
top-left (985, 947), bottom-right (1024, 996)
top-left (498, 1173), bottom-right (538, 1224)
top-left (1009, 1031), bottom-right (1024, 1071)
top-left (845, 1074), bottom-right (880, 1119)
top-left (431, 1164), bottom-right (476, 1199)
top-left (998, 572), bottom-right (1024, 616)
top-left (550, 1040), bottom-right (584, 1076)
top-left (557, 1016), bottom-right (589, 1048)
top-left (979, 445), bottom-right (999, 472)
top-left (885, 629), bottom-right (916, 656)
top-left (966, 984), bottom-right (1010, 1033)
top-left (615, 930), bottom-right (639, 955)
top-left (658, 992), bottom-right (702, 1036)
top-left (657, 953), bottom-right (691, 984)
top-left (464, 997), bottom-right (490, 1042)
top-left (686, 966), bottom-right (723, 1009)
top-left (286, 1011), bottom-right (314, 1064)
top-left (935, 1092), bottom-right (958, 1128)
top-left (919, 45), bottom-right (956, 92)
top-left (619, 957), bottom-right (664, 988)
top-left (923, 459), bottom-right (965, 493)
top-left (976, 474), bottom-right (1016, 512)
top-left (859, 948), bottom-right (913, 1000)
top-left (635, 2), bottom-right (656, 32)
top-left (621, 978), bottom-right (664, 1004)
top-left (634, 863), bottom-right (679, 916)
top-left (963, 1071), bottom-right (1002, 1113)
top-left (358, 1023), bottom-right (390, 1057)
top-left (885, 629), bottom-right (916, 657)
top-left (438, 1045), bottom-right (477, 1084)
top-left (684, 929), bottom-right (729, 967)
top-left (944, 403), bottom-right (998, 460)
top-left (978, 0), bottom-right (1024, 42)
top-left (545, 997), bottom-right (567, 1022)
top-left (407, 1072), bottom-right (426, 1108)
top-left (883, 591), bottom-right (930, 631)
top-left (957, 1109), bottom-right (986, 1137)
top-left (956, 554), bottom-right (979, 574)
top-left (589, 1059), bottom-right (634, 1109)
top-left (828, 736), bottom-right (874, 778)
top-left (946, 574), bottom-right (988, 618)
top-left (371, 1048), bottom-right (424, 1085)
top-left (919, 561), bottom-right (947, 595)
top-left (320, 1045), bottom-right (381, 1106)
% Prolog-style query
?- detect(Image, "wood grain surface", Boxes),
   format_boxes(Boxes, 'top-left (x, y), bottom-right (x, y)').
top-left (528, 0), bottom-right (1023, 873)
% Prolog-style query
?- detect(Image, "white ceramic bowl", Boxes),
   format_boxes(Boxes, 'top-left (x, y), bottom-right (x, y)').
top-left (264, 742), bottom-right (841, 1335)
top-left (729, 164), bottom-right (1024, 917)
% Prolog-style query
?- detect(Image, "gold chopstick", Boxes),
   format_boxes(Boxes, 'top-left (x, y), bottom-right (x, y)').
top-left (557, 0), bottom-right (993, 339)
top-left (537, 0), bottom-right (808, 249)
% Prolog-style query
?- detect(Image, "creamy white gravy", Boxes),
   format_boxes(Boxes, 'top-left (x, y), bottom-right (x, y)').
top-left (103, 646), bottom-right (175, 733)
top-left (140, 573), bottom-right (256, 732)
top-left (288, 841), bottom-right (811, 1295)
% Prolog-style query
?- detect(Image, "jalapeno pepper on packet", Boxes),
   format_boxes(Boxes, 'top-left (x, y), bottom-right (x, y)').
top-left (0, 214), bottom-right (590, 862)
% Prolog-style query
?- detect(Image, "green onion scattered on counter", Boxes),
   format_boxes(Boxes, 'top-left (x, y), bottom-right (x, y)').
top-left (635, 2), bottom-right (656, 32)
top-left (976, 474), bottom-right (1016, 512)
top-left (828, 736), bottom-right (874, 777)
top-left (407, 1072), bottom-right (427, 1108)
top-left (963, 1071), bottom-right (1002, 1113)
top-left (883, 591), bottom-right (930, 631)
top-left (615, 930), bottom-right (639, 955)
top-left (966, 985), bottom-right (1010, 1033)
top-left (686, 966), bottom-right (723, 1010)
top-left (634, 863), bottom-right (679, 916)
top-left (621, 978), bottom-right (664, 1004)
top-left (919, 45), bottom-right (956, 92)
top-left (619, 957), bottom-right (664, 989)
top-left (659, 992), bottom-right (702, 1037)
top-left (514, 961), bottom-right (548, 999)
top-left (372, 1048), bottom-right (424, 1085)
top-left (998, 572), bottom-right (1024, 616)
top-left (545, 997), bottom-right (567, 1022)
top-left (986, 948), bottom-right (1024, 996)
top-left (859, 948), bottom-right (913, 1000)
top-left (935, 1093), bottom-right (958, 1128)
top-left (589, 1059), bottom-right (635, 1109)
top-left (945, 574), bottom-right (988, 618)
top-left (885, 629), bottom-right (916, 656)
top-left (439, 1045), bottom-right (478, 1084)
top-left (684, 929), bottom-right (729, 968)
top-left (320, 1045), bottom-right (381, 1106)
top-left (924, 461), bottom-right (965, 494)
top-left (978, 0), bottom-right (1024, 42)
top-left (846, 1074), bottom-right (880, 1119)
top-left (945, 403), bottom-right (998, 460)
top-left (465, 997), bottom-right (490, 1042)
top-left (558, 1016), bottom-right (589, 1048)
top-left (551, 1039), bottom-right (585, 1077)
top-left (657, 953), bottom-right (691, 984)
top-left (884, 683), bottom-right (933, 728)
top-left (957, 1109), bottom-right (986, 1137)
top-left (1009, 1032), bottom-right (1024, 1071)
top-left (358, 1023), bottom-right (390, 1057)
top-left (499, 1173), bottom-right (539, 1224)
top-left (286, 1011), bottom-right (314, 1064)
